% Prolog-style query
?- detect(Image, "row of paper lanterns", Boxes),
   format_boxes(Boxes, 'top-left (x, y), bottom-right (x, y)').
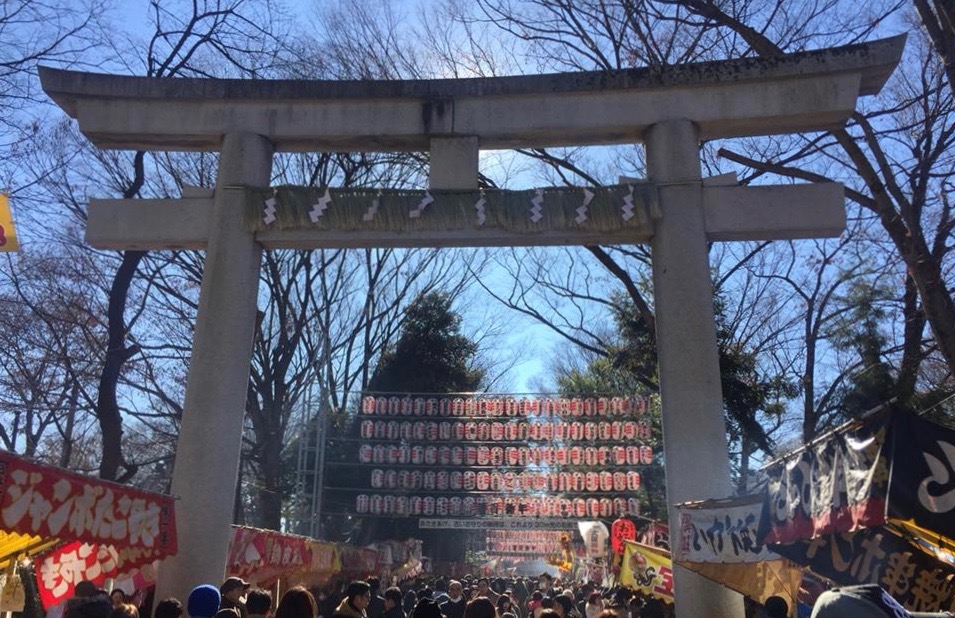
top-left (369, 469), bottom-right (643, 492)
top-left (361, 396), bottom-right (650, 418)
top-left (355, 494), bottom-right (641, 518)
top-left (359, 419), bottom-right (652, 442)
top-left (358, 444), bottom-right (654, 466)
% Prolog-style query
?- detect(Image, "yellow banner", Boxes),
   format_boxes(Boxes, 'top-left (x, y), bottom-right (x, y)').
top-left (0, 194), bottom-right (20, 252)
top-left (619, 539), bottom-right (675, 602)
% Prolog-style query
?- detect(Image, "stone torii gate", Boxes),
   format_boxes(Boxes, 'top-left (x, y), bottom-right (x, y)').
top-left (41, 35), bottom-right (902, 617)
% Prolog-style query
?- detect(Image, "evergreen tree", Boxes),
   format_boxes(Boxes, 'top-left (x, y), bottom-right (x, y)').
top-left (368, 291), bottom-right (484, 393)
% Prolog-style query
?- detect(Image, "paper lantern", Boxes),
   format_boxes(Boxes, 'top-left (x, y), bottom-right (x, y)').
top-left (611, 517), bottom-right (637, 554)
top-left (359, 444), bottom-right (373, 463)
top-left (360, 420), bottom-right (375, 439)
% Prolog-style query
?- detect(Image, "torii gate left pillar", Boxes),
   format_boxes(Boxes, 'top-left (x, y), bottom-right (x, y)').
top-left (154, 132), bottom-right (273, 604)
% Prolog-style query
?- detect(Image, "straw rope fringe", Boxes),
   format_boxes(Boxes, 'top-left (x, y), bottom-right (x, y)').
top-left (243, 184), bottom-right (660, 234)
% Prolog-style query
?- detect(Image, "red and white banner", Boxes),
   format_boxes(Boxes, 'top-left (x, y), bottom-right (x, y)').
top-left (0, 451), bottom-right (177, 553)
top-left (228, 526), bottom-right (312, 583)
top-left (36, 541), bottom-right (162, 607)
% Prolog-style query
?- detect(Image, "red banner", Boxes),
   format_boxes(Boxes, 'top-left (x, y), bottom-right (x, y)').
top-left (228, 526), bottom-right (312, 583)
top-left (0, 451), bottom-right (178, 554)
top-left (36, 541), bottom-right (162, 607)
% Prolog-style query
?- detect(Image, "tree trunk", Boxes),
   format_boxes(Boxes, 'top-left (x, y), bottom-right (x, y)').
top-left (97, 249), bottom-right (144, 481)
top-left (738, 438), bottom-right (750, 494)
top-left (59, 382), bottom-right (79, 468)
top-left (257, 424), bottom-right (284, 529)
top-left (96, 151), bottom-right (146, 482)
top-left (897, 273), bottom-right (926, 404)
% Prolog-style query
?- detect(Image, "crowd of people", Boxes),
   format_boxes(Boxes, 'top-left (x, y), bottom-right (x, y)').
top-left (58, 564), bottom-right (955, 618)
top-left (60, 573), bottom-right (792, 618)
top-left (59, 574), bottom-right (683, 618)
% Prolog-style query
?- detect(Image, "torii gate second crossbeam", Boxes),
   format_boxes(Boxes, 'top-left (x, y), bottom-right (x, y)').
top-left (40, 34), bottom-right (904, 617)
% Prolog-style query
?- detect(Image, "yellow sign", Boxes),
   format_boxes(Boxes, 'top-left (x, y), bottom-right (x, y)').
top-left (0, 193), bottom-right (19, 252)
top-left (619, 539), bottom-right (675, 602)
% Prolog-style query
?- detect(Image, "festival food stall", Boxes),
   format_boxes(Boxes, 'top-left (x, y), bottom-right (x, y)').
top-left (675, 409), bottom-right (955, 614)
top-left (676, 495), bottom-right (803, 610)
top-left (760, 409), bottom-right (955, 612)
top-left (0, 450), bottom-right (178, 610)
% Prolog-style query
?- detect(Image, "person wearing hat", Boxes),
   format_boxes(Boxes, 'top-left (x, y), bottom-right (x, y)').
top-left (220, 578), bottom-right (251, 618)
top-left (188, 585), bottom-right (221, 618)
top-left (811, 584), bottom-right (954, 617)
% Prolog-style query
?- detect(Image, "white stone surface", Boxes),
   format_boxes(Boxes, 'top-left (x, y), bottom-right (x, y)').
top-left (152, 132), bottom-right (273, 606)
top-left (647, 119), bottom-right (744, 617)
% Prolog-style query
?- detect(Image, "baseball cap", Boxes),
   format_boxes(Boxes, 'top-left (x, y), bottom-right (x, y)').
top-left (220, 577), bottom-right (251, 596)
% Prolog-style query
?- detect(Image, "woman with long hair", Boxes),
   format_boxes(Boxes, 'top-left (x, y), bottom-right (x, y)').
top-left (276, 587), bottom-right (318, 618)
top-left (495, 596), bottom-right (514, 618)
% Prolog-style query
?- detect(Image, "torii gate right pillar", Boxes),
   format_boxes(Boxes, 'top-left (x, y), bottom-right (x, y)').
top-left (647, 119), bottom-right (743, 616)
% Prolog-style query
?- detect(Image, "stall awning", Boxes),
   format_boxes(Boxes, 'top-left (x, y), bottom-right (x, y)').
top-left (675, 495), bottom-right (802, 609)
top-left (228, 525), bottom-right (314, 584)
top-left (677, 410), bottom-right (955, 614)
top-left (0, 531), bottom-right (59, 570)
top-left (0, 450), bottom-right (178, 607)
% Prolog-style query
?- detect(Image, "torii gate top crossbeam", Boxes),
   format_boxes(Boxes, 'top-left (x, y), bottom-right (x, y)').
top-left (39, 36), bottom-right (904, 152)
